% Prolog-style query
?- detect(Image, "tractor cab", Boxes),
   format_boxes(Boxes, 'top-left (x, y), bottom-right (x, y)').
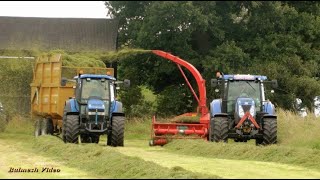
top-left (74, 74), bottom-right (116, 133)
top-left (214, 75), bottom-right (268, 120)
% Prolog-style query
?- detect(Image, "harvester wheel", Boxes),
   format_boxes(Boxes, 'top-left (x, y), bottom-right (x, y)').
top-left (108, 116), bottom-right (125, 147)
top-left (260, 118), bottom-right (277, 145)
top-left (65, 115), bottom-right (80, 144)
top-left (34, 119), bottom-right (41, 137)
top-left (211, 117), bottom-right (228, 143)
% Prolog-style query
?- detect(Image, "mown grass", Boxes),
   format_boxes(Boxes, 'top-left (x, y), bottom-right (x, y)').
top-left (0, 115), bottom-right (219, 179)
top-left (2, 106), bottom-right (320, 177)
top-left (159, 109), bottom-right (320, 171)
top-left (123, 108), bottom-right (320, 171)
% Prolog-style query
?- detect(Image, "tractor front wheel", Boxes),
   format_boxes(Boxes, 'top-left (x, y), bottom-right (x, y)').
top-left (257, 118), bottom-right (277, 145)
top-left (65, 115), bottom-right (80, 144)
top-left (210, 117), bottom-right (229, 143)
top-left (108, 116), bottom-right (125, 147)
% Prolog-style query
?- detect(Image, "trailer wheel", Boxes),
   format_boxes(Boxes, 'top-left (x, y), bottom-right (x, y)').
top-left (260, 118), bottom-right (277, 145)
top-left (65, 115), bottom-right (80, 144)
top-left (211, 117), bottom-right (228, 143)
top-left (109, 116), bottom-right (125, 147)
top-left (41, 118), bottom-right (54, 135)
top-left (34, 119), bottom-right (41, 137)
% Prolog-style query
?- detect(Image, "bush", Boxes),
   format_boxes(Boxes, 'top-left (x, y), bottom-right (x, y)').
top-left (155, 85), bottom-right (194, 117)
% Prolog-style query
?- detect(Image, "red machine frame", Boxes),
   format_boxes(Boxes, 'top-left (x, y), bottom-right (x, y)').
top-left (149, 50), bottom-right (210, 146)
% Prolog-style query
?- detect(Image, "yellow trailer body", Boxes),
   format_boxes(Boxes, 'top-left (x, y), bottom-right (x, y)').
top-left (30, 54), bottom-right (114, 130)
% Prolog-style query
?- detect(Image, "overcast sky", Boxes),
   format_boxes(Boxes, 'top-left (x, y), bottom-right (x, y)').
top-left (0, 1), bottom-right (109, 18)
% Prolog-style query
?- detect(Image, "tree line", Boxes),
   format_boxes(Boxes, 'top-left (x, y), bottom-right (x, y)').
top-left (105, 1), bottom-right (320, 116)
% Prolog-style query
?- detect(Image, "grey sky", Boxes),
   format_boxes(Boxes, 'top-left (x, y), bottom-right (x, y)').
top-left (0, 1), bottom-right (109, 18)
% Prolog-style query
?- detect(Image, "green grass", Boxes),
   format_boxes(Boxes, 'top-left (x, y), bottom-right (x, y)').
top-left (0, 115), bottom-right (219, 179)
top-left (160, 109), bottom-right (320, 171)
top-left (125, 117), bottom-right (152, 140)
top-left (3, 107), bottom-right (320, 177)
top-left (124, 108), bottom-right (320, 171)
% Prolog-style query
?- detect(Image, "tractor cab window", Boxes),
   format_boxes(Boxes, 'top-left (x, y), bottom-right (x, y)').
top-left (227, 81), bottom-right (261, 113)
top-left (81, 78), bottom-right (110, 100)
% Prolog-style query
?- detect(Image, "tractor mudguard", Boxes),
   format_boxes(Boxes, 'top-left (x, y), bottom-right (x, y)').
top-left (110, 101), bottom-right (123, 113)
top-left (110, 101), bottom-right (125, 118)
top-left (262, 114), bottom-right (277, 119)
top-left (263, 101), bottom-right (276, 116)
top-left (65, 99), bottom-right (79, 115)
top-left (210, 99), bottom-right (227, 117)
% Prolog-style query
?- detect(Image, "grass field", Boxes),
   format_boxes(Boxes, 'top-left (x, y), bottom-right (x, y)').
top-left (1, 109), bottom-right (320, 178)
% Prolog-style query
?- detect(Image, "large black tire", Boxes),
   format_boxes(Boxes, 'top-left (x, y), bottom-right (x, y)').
top-left (108, 116), bottom-right (125, 147)
top-left (41, 118), bottom-right (54, 135)
top-left (211, 117), bottom-right (229, 143)
top-left (65, 115), bottom-right (80, 144)
top-left (62, 117), bottom-right (67, 143)
top-left (47, 118), bottom-right (54, 135)
top-left (258, 118), bottom-right (277, 145)
top-left (107, 133), bottom-right (111, 146)
top-left (34, 119), bottom-right (41, 137)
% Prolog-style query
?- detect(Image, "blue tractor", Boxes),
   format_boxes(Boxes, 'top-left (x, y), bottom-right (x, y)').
top-left (210, 74), bottom-right (278, 145)
top-left (60, 73), bottom-right (130, 146)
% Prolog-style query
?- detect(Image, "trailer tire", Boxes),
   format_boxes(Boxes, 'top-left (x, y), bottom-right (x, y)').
top-left (109, 116), bottom-right (125, 147)
top-left (260, 118), bottom-right (277, 145)
top-left (65, 115), bottom-right (80, 144)
top-left (47, 118), bottom-right (54, 135)
top-left (34, 119), bottom-right (41, 137)
top-left (41, 118), bottom-right (54, 135)
top-left (211, 117), bottom-right (228, 143)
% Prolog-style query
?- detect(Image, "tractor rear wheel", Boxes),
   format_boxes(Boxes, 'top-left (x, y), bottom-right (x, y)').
top-left (34, 119), bottom-right (41, 137)
top-left (108, 116), bottom-right (125, 147)
top-left (65, 115), bottom-right (80, 144)
top-left (211, 117), bottom-right (229, 143)
top-left (62, 117), bottom-right (67, 143)
top-left (258, 118), bottom-right (277, 145)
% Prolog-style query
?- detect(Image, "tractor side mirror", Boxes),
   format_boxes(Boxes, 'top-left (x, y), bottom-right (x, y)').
top-left (271, 80), bottom-right (278, 89)
top-left (123, 79), bottom-right (130, 88)
top-left (211, 79), bottom-right (218, 88)
top-left (61, 77), bottom-right (67, 86)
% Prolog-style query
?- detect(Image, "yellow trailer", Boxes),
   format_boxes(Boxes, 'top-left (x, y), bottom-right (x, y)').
top-left (30, 54), bottom-right (114, 136)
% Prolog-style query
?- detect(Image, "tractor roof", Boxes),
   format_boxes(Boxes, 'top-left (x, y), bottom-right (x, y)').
top-left (223, 74), bottom-right (267, 81)
top-left (75, 74), bottom-right (116, 81)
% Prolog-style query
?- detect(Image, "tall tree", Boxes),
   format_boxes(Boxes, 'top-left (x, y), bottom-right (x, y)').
top-left (106, 1), bottom-right (320, 114)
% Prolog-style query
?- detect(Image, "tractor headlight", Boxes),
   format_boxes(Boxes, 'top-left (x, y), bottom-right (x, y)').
top-left (249, 105), bottom-right (255, 117)
top-left (238, 105), bottom-right (245, 118)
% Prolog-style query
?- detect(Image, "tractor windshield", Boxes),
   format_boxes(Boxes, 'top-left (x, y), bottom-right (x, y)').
top-left (227, 81), bottom-right (261, 113)
top-left (81, 78), bottom-right (110, 100)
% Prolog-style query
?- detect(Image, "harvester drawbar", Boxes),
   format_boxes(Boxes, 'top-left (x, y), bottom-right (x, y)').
top-left (149, 50), bottom-right (210, 146)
